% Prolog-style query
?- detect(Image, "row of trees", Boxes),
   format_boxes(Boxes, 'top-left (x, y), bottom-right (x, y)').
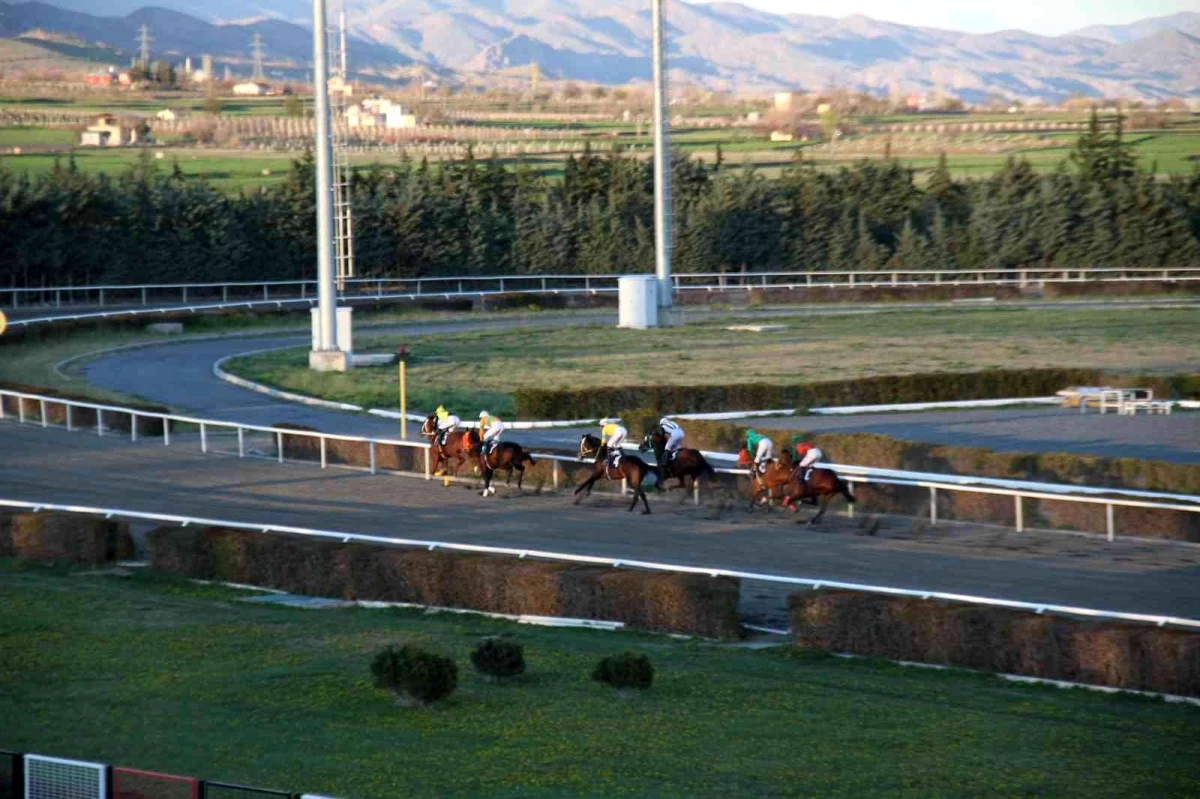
top-left (2, 115), bottom-right (1198, 288)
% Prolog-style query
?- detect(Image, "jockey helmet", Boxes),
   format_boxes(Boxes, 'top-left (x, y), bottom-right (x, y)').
top-left (479, 410), bottom-right (490, 419)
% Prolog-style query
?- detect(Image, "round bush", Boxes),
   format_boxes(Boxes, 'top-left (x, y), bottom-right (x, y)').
top-left (470, 639), bottom-right (526, 680)
top-left (370, 644), bottom-right (458, 706)
top-left (592, 651), bottom-right (654, 691)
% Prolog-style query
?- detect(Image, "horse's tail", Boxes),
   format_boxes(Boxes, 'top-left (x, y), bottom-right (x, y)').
top-left (839, 477), bottom-right (856, 504)
top-left (701, 454), bottom-right (716, 480)
top-left (522, 450), bottom-right (536, 465)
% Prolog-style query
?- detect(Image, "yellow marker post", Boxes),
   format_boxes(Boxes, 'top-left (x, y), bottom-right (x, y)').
top-left (0, 310), bottom-right (7, 338)
top-left (398, 358), bottom-right (407, 440)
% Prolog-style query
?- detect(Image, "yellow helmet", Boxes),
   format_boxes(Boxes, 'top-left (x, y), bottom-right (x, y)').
top-left (436, 405), bottom-right (447, 420)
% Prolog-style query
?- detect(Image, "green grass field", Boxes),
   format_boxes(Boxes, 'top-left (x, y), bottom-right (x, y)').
top-left (0, 126), bottom-right (76, 148)
top-left (222, 306), bottom-right (1200, 418)
top-left (3, 560), bottom-right (1197, 799)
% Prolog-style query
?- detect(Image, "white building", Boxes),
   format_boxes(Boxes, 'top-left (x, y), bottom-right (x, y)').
top-left (155, 108), bottom-right (179, 121)
top-left (233, 82), bottom-right (270, 96)
top-left (346, 97), bottom-right (417, 129)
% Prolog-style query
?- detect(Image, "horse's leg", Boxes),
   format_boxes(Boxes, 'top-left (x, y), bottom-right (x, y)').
top-left (639, 485), bottom-right (651, 514)
top-left (809, 495), bottom-right (829, 525)
top-left (574, 470), bottom-right (600, 497)
top-left (515, 464), bottom-right (525, 490)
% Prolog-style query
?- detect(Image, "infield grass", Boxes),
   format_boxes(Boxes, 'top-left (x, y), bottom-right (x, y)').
top-left (223, 305), bottom-right (1200, 418)
top-left (2, 560), bottom-right (1197, 799)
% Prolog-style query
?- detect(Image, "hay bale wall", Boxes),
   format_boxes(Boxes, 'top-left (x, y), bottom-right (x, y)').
top-left (149, 526), bottom-right (741, 638)
top-left (0, 511), bottom-right (133, 564)
top-left (789, 589), bottom-right (1200, 696)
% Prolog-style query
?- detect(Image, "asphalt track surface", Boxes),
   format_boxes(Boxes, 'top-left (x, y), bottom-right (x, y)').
top-left (3, 423), bottom-right (1200, 629)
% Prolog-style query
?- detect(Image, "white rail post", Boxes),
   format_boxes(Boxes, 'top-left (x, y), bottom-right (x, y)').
top-left (424, 447), bottom-right (431, 479)
top-left (65, 404), bottom-right (72, 431)
top-left (141, 287), bottom-right (147, 305)
top-left (18, 398), bottom-right (25, 424)
top-left (277, 431), bottom-right (284, 463)
top-left (263, 285), bottom-right (269, 301)
top-left (238, 427), bottom-right (245, 457)
top-left (182, 286), bottom-right (187, 303)
top-left (130, 412), bottom-right (137, 442)
top-left (200, 423), bottom-right (207, 453)
top-left (0, 393), bottom-right (5, 421)
top-left (622, 478), bottom-right (628, 496)
top-left (552, 459), bottom-right (560, 490)
top-left (1015, 495), bottom-right (1024, 532)
top-left (369, 441), bottom-right (376, 474)
top-left (39, 399), bottom-right (47, 428)
top-left (97, 409), bottom-right (103, 436)
top-left (320, 436), bottom-right (327, 469)
top-left (99, 288), bottom-right (105, 306)
top-left (929, 486), bottom-right (938, 525)
top-left (163, 418), bottom-right (170, 446)
top-left (1106, 503), bottom-right (1115, 542)
top-left (223, 286), bottom-right (229, 303)
top-left (693, 481), bottom-right (700, 506)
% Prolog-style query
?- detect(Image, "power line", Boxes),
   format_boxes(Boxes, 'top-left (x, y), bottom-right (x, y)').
top-left (251, 33), bottom-right (265, 80)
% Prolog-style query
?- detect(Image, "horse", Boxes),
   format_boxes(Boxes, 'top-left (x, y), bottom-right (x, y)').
top-left (779, 466), bottom-right (857, 524)
top-left (737, 449), bottom-right (795, 506)
top-left (639, 428), bottom-right (716, 492)
top-left (573, 434), bottom-right (654, 514)
top-left (737, 449), bottom-right (855, 523)
top-left (420, 414), bottom-right (472, 477)
top-left (464, 428), bottom-right (536, 496)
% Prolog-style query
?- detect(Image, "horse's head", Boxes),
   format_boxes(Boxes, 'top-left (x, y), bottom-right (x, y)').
top-left (465, 428), bottom-right (481, 452)
top-left (420, 415), bottom-right (437, 438)
top-left (638, 434), bottom-right (652, 453)
top-left (579, 434), bottom-right (601, 460)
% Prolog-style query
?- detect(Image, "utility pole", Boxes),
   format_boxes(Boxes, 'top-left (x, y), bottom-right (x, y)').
top-left (137, 25), bottom-right (152, 70)
top-left (251, 33), bottom-right (265, 81)
top-left (651, 0), bottom-right (673, 310)
top-left (308, 0), bottom-right (345, 371)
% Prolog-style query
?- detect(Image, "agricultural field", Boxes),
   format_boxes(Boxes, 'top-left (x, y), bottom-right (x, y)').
top-left (223, 306), bottom-right (1200, 418)
top-left (0, 125), bottom-right (75, 148)
top-left (3, 561), bottom-right (1197, 799)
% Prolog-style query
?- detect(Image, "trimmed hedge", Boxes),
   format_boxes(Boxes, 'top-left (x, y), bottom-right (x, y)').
top-left (790, 589), bottom-right (1200, 697)
top-left (0, 511), bottom-right (133, 564)
top-left (515, 369), bottom-right (1200, 420)
top-left (149, 526), bottom-right (742, 637)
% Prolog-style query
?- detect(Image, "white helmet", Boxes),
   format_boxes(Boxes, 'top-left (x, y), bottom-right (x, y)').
top-left (479, 410), bottom-right (490, 419)
top-left (601, 417), bottom-right (620, 425)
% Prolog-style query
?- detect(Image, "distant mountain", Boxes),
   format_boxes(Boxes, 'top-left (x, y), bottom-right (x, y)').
top-left (0, 1), bottom-right (415, 79)
top-left (3, 1), bottom-right (1198, 102)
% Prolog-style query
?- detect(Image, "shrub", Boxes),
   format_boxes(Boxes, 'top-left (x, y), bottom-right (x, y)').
top-left (470, 638), bottom-right (526, 681)
top-left (370, 644), bottom-right (458, 707)
top-left (592, 651), bottom-right (654, 693)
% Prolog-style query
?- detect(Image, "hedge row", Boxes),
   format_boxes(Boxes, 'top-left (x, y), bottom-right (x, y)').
top-left (515, 369), bottom-right (1200, 420)
top-left (0, 511), bottom-right (133, 564)
top-left (789, 589), bottom-right (1200, 697)
top-left (149, 526), bottom-right (742, 638)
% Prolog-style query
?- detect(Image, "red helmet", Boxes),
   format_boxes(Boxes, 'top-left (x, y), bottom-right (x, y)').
top-left (795, 442), bottom-right (813, 457)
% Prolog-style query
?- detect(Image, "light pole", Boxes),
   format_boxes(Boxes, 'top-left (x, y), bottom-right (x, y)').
top-left (651, 0), bottom-right (673, 311)
top-left (308, 0), bottom-right (346, 371)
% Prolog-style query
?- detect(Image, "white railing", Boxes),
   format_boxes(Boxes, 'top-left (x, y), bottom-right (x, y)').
top-left (5, 267), bottom-right (1198, 318)
top-left (3, 386), bottom-right (1199, 543)
top-left (1, 495), bottom-right (1196, 630)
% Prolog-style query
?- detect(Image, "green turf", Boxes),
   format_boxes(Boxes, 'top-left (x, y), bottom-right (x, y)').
top-left (222, 305), bottom-right (1200, 418)
top-left (1, 560), bottom-right (1196, 798)
top-left (0, 126), bottom-right (77, 148)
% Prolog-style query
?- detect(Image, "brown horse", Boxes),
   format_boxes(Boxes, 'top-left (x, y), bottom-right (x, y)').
top-left (574, 434), bottom-right (653, 514)
top-left (420, 414), bottom-right (472, 477)
top-left (464, 429), bottom-right (536, 496)
top-left (639, 429), bottom-right (716, 491)
top-left (737, 449), bottom-right (794, 505)
top-left (778, 466), bottom-right (857, 524)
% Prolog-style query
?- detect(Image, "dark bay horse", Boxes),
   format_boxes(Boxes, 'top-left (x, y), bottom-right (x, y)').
top-left (737, 449), bottom-right (855, 523)
top-left (421, 414), bottom-right (472, 477)
top-left (640, 428), bottom-right (716, 491)
top-left (574, 434), bottom-right (653, 514)
top-left (464, 428), bottom-right (536, 495)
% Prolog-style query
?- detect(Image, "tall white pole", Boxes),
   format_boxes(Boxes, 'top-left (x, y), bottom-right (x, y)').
top-left (652, 0), bottom-right (673, 309)
top-left (312, 0), bottom-right (338, 355)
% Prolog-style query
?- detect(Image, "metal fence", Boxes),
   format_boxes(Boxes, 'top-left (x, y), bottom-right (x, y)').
top-left (3, 386), bottom-right (1199, 544)
top-left (7, 752), bottom-right (337, 799)
top-left (5, 266), bottom-right (1199, 318)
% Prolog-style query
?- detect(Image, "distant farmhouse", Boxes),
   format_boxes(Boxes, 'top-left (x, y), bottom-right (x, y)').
top-left (345, 96), bottom-right (417, 129)
top-left (79, 115), bottom-right (143, 147)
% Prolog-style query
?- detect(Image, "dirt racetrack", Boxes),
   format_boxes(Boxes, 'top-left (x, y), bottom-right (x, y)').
top-left (2, 421), bottom-right (1199, 630)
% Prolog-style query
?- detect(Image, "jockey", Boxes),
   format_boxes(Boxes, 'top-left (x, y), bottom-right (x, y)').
top-left (478, 410), bottom-right (504, 460)
top-left (658, 416), bottom-right (685, 461)
top-left (434, 405), bottom-right (460, 446)
top-left (745, 429), bottom-right (774, 474)
top-left (794, 441), bottom-right (825, 482)
top-left (600, 417), bottom-right (627, 465)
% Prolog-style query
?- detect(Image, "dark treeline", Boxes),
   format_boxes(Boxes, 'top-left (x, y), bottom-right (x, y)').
top-left (3, 113), bottom-right (1199, 288)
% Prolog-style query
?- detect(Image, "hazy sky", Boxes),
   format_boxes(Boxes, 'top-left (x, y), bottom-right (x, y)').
top-left (694, 0), bottom-right (1200, 35)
